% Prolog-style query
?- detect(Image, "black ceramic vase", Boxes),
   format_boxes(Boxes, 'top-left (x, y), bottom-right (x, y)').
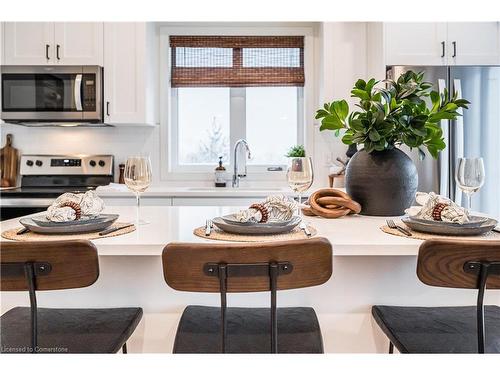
top-left (345, 148), bottom-right (418, 216)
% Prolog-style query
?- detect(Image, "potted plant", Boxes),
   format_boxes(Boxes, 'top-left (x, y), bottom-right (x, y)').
top-left (315, 71), bottom-right (469, 216)
top-left (285, 145), bottom-right (306, 172)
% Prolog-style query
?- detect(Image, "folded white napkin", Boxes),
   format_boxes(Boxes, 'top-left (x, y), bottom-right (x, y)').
top-left (405, 192), bottom-right (469, 224)
top-left (235, 195), bottom-right (297, 223)
top-left (46, 190), bottom-right (105, 222)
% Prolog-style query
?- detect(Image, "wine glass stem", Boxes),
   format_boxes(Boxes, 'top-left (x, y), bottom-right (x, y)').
top-left (135, 192), bottom-right (140, 226)
top-left (466, 193), bottom-right (472, 211)
top-left (298, 192), bottom-right (302, 218)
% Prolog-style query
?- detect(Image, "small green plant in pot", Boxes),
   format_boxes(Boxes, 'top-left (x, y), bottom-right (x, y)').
top-left (285, 145), bottom-right (306, 172)
top-left (315, 71), bottom-right (469, 215)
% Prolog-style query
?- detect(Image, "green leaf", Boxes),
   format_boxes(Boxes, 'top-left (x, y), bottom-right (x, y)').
top-left (351, 89), bottom-right (370, 100)
top-left (354, 79), bottom-right (366, 90)
top-left (320, 115), bottom-right (344, 131)
top-left (369, 129), bottom-right (381, 141)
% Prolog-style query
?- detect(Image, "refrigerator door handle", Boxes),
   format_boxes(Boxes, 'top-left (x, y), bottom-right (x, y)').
top-left (437, 78), bottom-right (450, 197)
top-left (452, 78), bottom-right (465, 204)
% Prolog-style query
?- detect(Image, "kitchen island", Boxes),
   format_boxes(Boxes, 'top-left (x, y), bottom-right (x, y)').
top-left (1, 205), bottom-right (498, 353)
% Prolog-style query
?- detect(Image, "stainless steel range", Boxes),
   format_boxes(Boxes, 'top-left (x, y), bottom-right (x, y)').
top-left (0, 154), bottom-right (113, 220)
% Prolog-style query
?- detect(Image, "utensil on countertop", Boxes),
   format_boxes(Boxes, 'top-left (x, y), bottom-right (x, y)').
top-left (17, 227), bottom-right (30, 235)
top-left (491, 226), bottom-right (500, 233)
top-left (205, 219), bottom-right (213, 236)
top-left (99, 223), bottom-right (134, 236)
top-left (300, 221), bottom-right (312, 237)
top-left (386, 219), bottom-right (412, 237)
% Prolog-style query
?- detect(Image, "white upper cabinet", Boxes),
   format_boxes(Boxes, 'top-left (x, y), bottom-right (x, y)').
top-left (2, 22), bottom-right (103, 65)
top-left (54, 22), bottom-right (103, 65)
top-left (384, 22), bottom-right (500, 66)
top-left (447, 22), bottom-right (500, 65)
top-left (3, 22), bottom-right (54, 65)
top-left (384, 23), bottom-right (448, 66)
top-left (103, 22), bottom-right (155, 125)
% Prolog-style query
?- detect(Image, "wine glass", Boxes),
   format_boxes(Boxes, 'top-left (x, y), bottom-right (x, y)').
top-left (124, 155), bottom-right (152, 225)
top-left (286, 157), bottom-right (314, 217)
top-left (455, 157), bottom-right (485, 211)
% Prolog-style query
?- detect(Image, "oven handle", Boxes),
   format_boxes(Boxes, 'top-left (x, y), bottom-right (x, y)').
top-left (74, 74), bottom-right (83, 111)
top-left (0, 198), bottom-right (54, 207)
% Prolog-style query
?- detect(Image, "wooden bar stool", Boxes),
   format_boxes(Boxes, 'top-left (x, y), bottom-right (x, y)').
top-left (372, 239), bottom-right (500, 353)
top-left (0, 240), bottom-right (143, 354)
top-left (162, 237), bottom-right (333, 353)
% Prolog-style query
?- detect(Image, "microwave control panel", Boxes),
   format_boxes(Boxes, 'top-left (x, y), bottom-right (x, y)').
top-left (82, 74), bottom-right (96, 111)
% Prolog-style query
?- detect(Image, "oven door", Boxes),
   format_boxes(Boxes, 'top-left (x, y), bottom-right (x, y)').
top-left (1, 66), bottom-right (102, 122)
top-left (0, 198), bottom-right (53, 221)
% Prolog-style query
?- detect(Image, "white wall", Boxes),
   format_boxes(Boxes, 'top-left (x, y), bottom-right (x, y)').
top-left (1, 22), bottom-right (370, 188)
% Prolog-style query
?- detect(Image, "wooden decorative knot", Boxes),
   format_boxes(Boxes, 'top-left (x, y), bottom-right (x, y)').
top-left (249, 203), bottom-right (269, 223)
top-left (60, 201), bottom-right (82, 220)
top-left (302, 188), bottom-right (362, 219)
top-left (432, 203), bottom-right (449, 221)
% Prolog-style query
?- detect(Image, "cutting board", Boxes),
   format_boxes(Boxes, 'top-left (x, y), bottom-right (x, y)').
top-left (0, 134), bottom-right (19, 187)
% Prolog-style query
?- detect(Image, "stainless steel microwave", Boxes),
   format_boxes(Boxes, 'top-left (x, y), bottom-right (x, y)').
top-left (1, 65), bottom-right (103, 124)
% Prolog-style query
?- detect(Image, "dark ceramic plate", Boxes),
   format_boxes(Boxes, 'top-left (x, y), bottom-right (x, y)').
top-left (408, 215), bottom-right (489, 228)
top-left (213, 216), bottom-right (301, 235)
top-left (19, 214), bottom-right (118, 234)
top-left (221, 214), bottom-right (296, 226)
top-left (31, 214), bottom-right (118, 227)
top-left (402, 217), bottom-right (498, 236)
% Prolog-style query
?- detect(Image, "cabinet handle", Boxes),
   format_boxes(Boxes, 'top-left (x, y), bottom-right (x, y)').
top-left (106, 101), bottom-right (110, 117)
top-left (56, 44), bottom-right (61, 60)
top-left (441, 41), bottom-right (445, 58)
top-left (452, 41), bottom-right (457, 58)
top-left (46, 44), bottom-right (50, 60)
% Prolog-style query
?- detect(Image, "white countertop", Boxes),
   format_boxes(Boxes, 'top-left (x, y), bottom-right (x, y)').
top-left (0, 205), bottom-right (421, 256)
top-left (95, 185), bottom-right (291, 198)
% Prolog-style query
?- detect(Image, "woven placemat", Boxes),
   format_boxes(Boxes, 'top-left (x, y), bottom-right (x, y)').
top-left (1, 222), bottom-right (136, 242)
top-left (193, 225), bottom-right (317, 242)
top-left (381, 225), bottom-right (500, 241)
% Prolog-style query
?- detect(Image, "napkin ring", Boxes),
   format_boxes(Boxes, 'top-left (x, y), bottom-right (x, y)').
top-left (432, 203), bottom-right (448, 221)
top-left (249, 203), bottom-right (269, 223)
top-left (60, 201), bottom-right (82, 220)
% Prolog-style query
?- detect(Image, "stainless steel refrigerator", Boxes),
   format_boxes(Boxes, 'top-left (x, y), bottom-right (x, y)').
top-left (387, 65), bottom-right (500, 219)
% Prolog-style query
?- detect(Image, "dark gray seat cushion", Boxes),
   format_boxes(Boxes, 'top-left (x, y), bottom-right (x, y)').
top-left (1, 307), bottom-right (143, 353)
top-left (173, 305), bottom-right (323, 353)
top-left (372, 305), bottom-right (500, 353)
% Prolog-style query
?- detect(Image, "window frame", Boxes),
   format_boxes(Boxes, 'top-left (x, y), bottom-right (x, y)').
top-left (159, 24), bottom-right (316, 182)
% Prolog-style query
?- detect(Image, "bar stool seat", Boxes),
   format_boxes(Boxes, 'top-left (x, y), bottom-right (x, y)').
top-left (372, 305), bottom-right (500, 353)
top-left (1, 307), bottom-right (143, 353)
top-left (173, 305), bottom-right (323, 353)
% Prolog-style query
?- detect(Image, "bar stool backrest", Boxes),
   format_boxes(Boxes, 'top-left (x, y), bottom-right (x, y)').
top-left (162, 237), bottom-right (333, 292)
top-left (162, 237), bottom-right (332, 353)
top-left (417, 239), bottom-right (500, 289)
top-left (1, 240), bottom-right (99, 291)
top-left (417, 239), bottom-right (500, 353)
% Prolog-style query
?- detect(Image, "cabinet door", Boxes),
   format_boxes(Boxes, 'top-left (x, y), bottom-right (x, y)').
top-left (3, 22), bottom-right (54, 65)
top-left (447, 22), bottom-right (500, 65)
top-left (103, 23), bottom-right (146, 124)
top-left (54, 22), bottom-right (103, 65)
top-left (384, 23), bottom-right (448, 66)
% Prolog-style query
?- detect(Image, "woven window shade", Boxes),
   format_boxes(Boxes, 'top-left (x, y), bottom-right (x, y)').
top-left (170, 36), bottom-right (305, 87)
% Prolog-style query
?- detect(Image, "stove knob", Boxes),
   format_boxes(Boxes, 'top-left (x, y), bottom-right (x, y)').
top-left (89, 160), bottom-right (96, 167)
top-left (98, 160), bottom-right (106, 167)
top-left (35, 160), bottom-right (43, 167)
top-left (26, 160), bottom-right (34, 166)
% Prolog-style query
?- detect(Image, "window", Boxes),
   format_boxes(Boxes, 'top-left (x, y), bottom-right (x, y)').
top-left (167, 33), bottom-right (307, 175)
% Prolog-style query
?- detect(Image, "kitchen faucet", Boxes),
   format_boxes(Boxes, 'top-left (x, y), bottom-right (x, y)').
top-left (232, 139), bottom-right (251, 188)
